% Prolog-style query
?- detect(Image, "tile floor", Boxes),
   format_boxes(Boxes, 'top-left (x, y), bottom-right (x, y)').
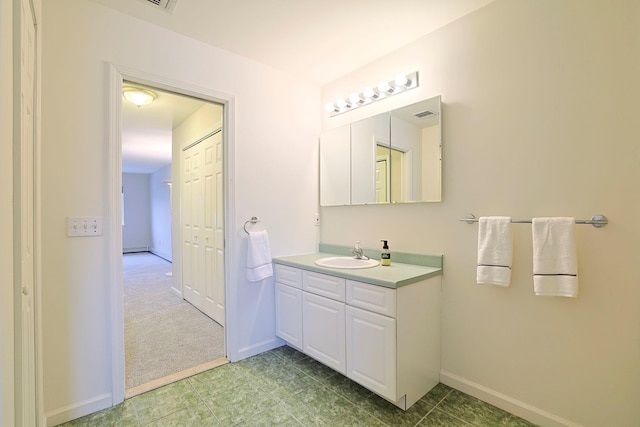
top-left (59, 346), bottom-right (537, 426)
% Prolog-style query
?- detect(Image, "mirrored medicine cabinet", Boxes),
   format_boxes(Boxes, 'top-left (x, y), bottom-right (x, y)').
top-left (320, 95), bottom-right (442, 206)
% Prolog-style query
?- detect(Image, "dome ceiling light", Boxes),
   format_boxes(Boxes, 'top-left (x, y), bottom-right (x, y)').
top-left (122, 87), bottom-right (158, 107)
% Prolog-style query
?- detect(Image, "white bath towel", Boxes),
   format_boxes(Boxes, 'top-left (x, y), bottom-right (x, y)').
top-left (477, 216), bottom-right (513, 286)
top-left (246, 230), bottom-right (273, 282)
top-left (532, 217), bottom-right (578, 297)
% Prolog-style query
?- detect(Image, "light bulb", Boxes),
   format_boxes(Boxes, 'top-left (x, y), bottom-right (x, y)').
top-left (325, 102), bottom-right (337, 112)
top-left (336, 98), bottom-right (351, 109)
top-left (363, 86), bottom-right (376, 99)
top-left (378, 80), bottom-right (392, 93)
top-left (394, 73), bottom-right (410, 89)
top-left (349, 92), bottom-right (363, 105)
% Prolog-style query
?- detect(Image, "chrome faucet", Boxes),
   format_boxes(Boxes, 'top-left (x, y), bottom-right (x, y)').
top-left (351, 241), bottom-right (369, 260)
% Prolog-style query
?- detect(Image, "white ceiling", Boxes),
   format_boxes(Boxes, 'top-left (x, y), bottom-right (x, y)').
top-left (112, 0), bottom-right (496, 174)
top-left (96, 0), bottom-right (494, 85)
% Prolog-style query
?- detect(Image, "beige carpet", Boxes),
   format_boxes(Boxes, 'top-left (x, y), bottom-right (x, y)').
top-left (123, 252), bottom-right (225, 390)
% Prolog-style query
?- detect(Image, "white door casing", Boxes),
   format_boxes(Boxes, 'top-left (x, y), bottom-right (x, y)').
top-left (209, 130), bottom-right (225, 321)
top-left (19, 0), bottom-right (38, 424)
top-left (109, 65), bottom-right (235, 404)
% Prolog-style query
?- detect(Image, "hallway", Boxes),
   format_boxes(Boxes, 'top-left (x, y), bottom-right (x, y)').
top-left (123, 252), bottom-right (225, 394)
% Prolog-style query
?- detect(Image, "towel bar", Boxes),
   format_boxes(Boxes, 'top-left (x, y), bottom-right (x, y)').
top-left (460, 214), bottom-right (608, 228)
top-left (243, 217), bottom-right (260, 234)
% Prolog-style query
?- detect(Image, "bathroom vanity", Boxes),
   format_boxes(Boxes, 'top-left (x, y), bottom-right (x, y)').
top-left (272, 244), bottom-right (442, 410)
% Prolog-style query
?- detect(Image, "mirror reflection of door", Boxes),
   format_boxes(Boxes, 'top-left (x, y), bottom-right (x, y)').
top-left (390, 148), bottom-right (404, 203)
top-left (375, 157), bottom-right (388, 203)
top-left (376, 145), bottom-right (406, 204)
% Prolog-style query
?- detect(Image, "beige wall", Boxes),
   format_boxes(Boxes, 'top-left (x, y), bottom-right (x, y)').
top-left (320, 1), bottom-right (639, 425)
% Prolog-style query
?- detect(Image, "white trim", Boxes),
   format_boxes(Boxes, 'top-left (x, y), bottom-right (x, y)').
top-left (440, 370), bottom-right (582, 427)
top-left (122, 247), bottom-right (150, 253)
top-left (236, 337), bottom-right (284, 362)
top-left (148, 249), bottom-right (171, 262)
top-left (108, 65), bottom-right (125, 405)
top-left (108, 63), bottom-right (235, 404)
top-left (44, 392), bottom-right (112, 427)
top-left (32, 0), bottom-right (44, 423)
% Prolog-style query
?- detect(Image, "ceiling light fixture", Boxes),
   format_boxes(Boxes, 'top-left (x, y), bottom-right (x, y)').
top-left (324, 71), bottom-right (419, 117)
top-left (122, 87), bottom-right (158, 107)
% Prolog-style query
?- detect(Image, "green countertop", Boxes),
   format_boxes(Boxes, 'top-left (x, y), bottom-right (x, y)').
top-left (273, 252), bottom-right (442, 289)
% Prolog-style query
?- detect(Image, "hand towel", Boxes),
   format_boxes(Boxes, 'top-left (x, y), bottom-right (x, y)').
top-left (477, 216), bottom-right (513, 286)
top-left (246, 230), bottom-right (273, 282)
top-left (532, 217), bottom-right (578, 297)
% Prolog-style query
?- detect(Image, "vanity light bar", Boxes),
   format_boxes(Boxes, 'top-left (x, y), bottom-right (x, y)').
top-left (324, 71), bottom-right (419, 117)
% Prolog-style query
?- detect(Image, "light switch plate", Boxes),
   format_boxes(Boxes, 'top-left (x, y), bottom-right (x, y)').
top-left (67, 217), bottom-right (103, 237)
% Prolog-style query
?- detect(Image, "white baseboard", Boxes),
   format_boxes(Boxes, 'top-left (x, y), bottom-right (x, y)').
top-left (170, 286), bottom-right (182, 298)
top-left (440, 370), bottom-right (581, 427)
top-left (233, 337), bottom-right (284, 362)
top-left (149, 248), bottom-right (172, 262)
top-left (122, 247), bottom-right (149, 253)
top-left (44, 393), bottom-right (112, 427)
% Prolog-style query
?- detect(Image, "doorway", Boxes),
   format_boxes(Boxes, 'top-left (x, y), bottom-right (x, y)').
top-left (120, 81), bottom-right (227, 397)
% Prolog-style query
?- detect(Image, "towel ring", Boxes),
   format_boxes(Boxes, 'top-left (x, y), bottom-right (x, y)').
top-left (243, 217), bottom-right (260, 234)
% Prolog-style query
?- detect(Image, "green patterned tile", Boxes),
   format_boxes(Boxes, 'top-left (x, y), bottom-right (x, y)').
top-left (418, 408), bottom-right (471, 426)
top-left (276, 381), bottom-right (335, 411)
top-left (436, 390), bottom-right (513, 426)
top-left (286, 387), bottom-right (370, 426)
top-left (201, 381), bottom-right (279, 425)
top-left (285, 388), bottom-right (386, 427)
top-left (285, 404), bottom-right (327, 426)
top-left (58, 400), bottom-right (139, 426)
top-left (504, 415), bottom-right (539, 426)
top-left (59, 348), bottom-right (540, 427)
top-left (146, 400), bottom-right (219, 426)
top-left (292, 357), bottom-right (339, 381)
top-left (236, 350), bottom-right (288, 376)
top-left (317, 372), bottom-right (373, 404)
top-left (322, 403), bottom-right (388, 427)
top-left (129, 380), bottom-right (200, 424)
top-left (270, 345), bottom-right (309, 363)
top-left (420, 383), bottom-right (455, 408)
top-left (255, 365), bottom-right (321, 402)
top-left (358, 391), bottom-right (432, 426)
top-left (188, 362), bottom-right (251, 399)
top-left (235, 405), bottom-right (303, 426)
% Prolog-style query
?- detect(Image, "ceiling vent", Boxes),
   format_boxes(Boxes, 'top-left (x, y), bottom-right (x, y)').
top-left (139, 0), bottom-right (179, 13)
top-left (413, 110), bottom-right (435, 119)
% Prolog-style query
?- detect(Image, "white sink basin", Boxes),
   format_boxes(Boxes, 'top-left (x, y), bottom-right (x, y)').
top-left (314, 256), bottom-right (379, 269)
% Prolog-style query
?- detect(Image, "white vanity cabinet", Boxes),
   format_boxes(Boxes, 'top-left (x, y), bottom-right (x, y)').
top-left (274, 265), bottom-right (303, 350)
top-left (274, 262), bottom-right (441, 410)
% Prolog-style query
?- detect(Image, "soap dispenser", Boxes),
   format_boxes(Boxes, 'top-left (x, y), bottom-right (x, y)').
top-left (380, 240), bottom-right (391, 266)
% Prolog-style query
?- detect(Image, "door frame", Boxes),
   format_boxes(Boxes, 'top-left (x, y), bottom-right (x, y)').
top-left (107, 64), bottom-right (236, 404)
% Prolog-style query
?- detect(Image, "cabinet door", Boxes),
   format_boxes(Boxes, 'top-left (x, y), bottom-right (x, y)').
top-left (302, 292), bottom-right (346, 374)
top-left (346, 306), bottom-right (397, 401)
top-left (275, 283), bottom-right (303, 349)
